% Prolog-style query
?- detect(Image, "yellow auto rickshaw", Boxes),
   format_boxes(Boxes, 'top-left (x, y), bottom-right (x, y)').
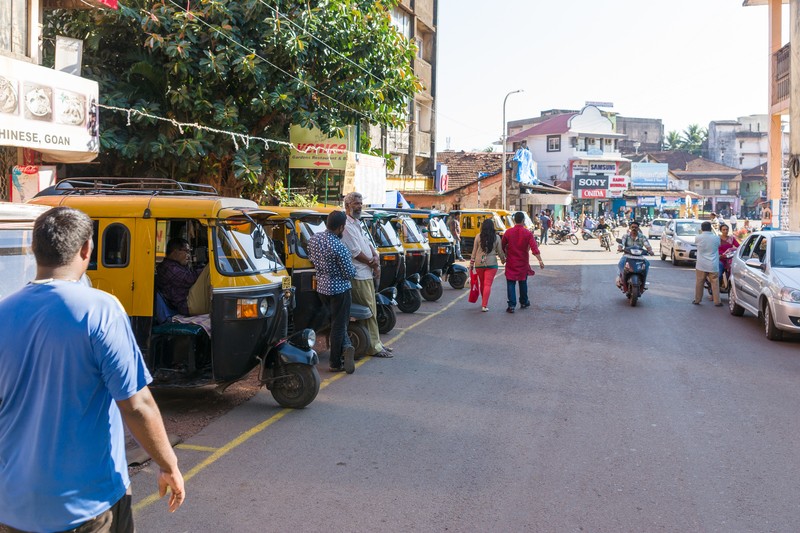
top-left (31, 178), bottom-right (320, 408)
top-left (493, 209), bottom-right (536, 234)
top-left (448, 209), bottom-right (507, 259)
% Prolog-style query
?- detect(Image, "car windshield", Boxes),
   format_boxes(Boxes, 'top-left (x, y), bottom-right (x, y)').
top-left (214, 220), bottom-right (283, 275)
top-left (675, 222), bottom-right (701, 236)
top-left (429, 217), bottom-right (452, 239)
top-left (0, 228), bottom-right (37, 300)
top-left (771, 236), bottom-right (800, 267)
top-left (653, 220), bottom-right (666, 227)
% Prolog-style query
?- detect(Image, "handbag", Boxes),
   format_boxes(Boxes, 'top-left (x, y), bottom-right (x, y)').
top-left (468, 268), bottom-right (480, 303)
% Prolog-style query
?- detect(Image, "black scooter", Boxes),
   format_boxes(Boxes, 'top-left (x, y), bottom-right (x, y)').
top-left (616, 239), bottom-right (650, 307)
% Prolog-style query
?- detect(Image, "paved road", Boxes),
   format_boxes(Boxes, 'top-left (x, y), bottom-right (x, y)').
top-left (131, 236), bottom-right (800, 532)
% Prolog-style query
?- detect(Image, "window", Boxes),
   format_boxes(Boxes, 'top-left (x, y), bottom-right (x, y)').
top-left (391, 7), bottom-right (412, 38)
top-left (547, 135), bottom-right (561, 152)
top-left (0, 0), bottom-right (28, 56)
top-left (102, 224), bottom-right (130, 267)
top-left (587, 138), bottom-right (596, 145)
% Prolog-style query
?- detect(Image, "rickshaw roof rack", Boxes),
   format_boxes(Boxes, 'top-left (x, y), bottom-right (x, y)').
top-left (43, 177), bottom-right (219, 197)
top-left (371, 207), bottom-right (444, 217)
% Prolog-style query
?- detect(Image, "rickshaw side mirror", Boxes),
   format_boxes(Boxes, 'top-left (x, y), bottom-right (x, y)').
top-left (253, 229), bottom-right (265, 259)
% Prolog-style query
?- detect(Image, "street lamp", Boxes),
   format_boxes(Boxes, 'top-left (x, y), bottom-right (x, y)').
top-left (502, 89), bottom-right (524, 210)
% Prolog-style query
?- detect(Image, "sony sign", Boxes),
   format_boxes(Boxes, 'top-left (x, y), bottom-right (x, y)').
top-left (573, 174), bottom-right (610, 190)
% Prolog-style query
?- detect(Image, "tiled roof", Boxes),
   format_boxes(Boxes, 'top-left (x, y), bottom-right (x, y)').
top-left (742, 162), bottom-right (767, 178)
top-left (642, 151), bottom-right (700, 171)
top-left (436, 151), bottom-right (504, 190)
top-left (507, 112), bottom-right (577, 142)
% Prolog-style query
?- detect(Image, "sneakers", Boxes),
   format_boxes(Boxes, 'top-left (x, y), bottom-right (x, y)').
top-left (481, 306), bottom-right (489, 312)
top-left (520, 303), bottom-right (531, 309)
top-left (343, 345), bottom-right (355, 374)
top-left (506, 307), bottom-right (515, 314)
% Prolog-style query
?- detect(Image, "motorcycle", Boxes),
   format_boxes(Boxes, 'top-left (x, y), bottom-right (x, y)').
top-left (550, 227), bottom-right (579, 245)
top-left (597, 229), bottom-right (613, 251)
top-left (704, 247), bottom-right (737, 297)
top-left (616, 239), bottom-right (650, 307)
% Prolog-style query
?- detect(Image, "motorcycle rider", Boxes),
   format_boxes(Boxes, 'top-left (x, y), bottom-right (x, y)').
top-left (617, 220), bottom-right (653, 283)
top-left (596, 216), bottom-right (611, 248)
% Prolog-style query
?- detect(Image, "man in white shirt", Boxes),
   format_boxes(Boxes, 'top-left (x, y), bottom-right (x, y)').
top-left (693, 221), bottom-right (722, 306)
top-left (729, 212), bottom-right (738, 230)
top-left (340, 192), bottom-right (393, 358)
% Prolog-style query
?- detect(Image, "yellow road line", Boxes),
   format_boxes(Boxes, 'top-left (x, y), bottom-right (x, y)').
top-left (175, 444), bottom-right (219, 452)
top-left (133, 289), bottom-right (468, 513)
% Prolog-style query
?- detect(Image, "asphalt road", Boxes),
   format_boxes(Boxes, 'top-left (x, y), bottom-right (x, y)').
top-left (131, 235), bottom-right (800, 532)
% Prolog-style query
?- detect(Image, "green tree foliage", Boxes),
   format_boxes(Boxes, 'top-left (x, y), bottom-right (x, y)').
top-left (43, 0), bottom-right (420, 198)
top-left (663, 125), bottom-right (707, 155)
top-left (664, 130), bottom-right (682, 151)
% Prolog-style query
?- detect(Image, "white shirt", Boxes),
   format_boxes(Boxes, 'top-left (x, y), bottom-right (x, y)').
top-left (695, 231), bottom-right (720, 273)
top-left (341, 215), bottom-right (376, 280)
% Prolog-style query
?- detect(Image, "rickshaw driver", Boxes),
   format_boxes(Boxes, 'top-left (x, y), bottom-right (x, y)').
top-left (156, 237), bottom-right (211, 316)
top-left (342, 192), bottom-right (393, 359)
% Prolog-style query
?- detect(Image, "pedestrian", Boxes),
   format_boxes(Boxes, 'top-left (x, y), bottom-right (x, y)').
top-left (502, 211), bottom-right (545, 314)
top-left (0, 207), bottom-right (184, 533)
top-left (308, 210), bottom-right (357, 374)
top-left (469, 218), bottom-right (506, 312)
top-left (448, 214), bottom-right (465, 260)
top-left (341, 192), bottom-right (393, 358)
top-left (729, 212), bottom-right (738, 231)
top-left (693, 220), bottom-right (722, 306)
top-left (538, 210), bottom-right (551, 245)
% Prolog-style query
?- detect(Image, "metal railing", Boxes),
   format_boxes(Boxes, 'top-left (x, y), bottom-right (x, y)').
top-left (773, 43), bottom-right (790, 106)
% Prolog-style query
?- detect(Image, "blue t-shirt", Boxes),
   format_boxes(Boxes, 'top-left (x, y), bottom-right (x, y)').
top-left (0, 280), bottom-right (152, 532)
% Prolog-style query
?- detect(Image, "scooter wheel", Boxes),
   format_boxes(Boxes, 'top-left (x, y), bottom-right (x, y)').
top-left (396, 287), bottom-right (422, 313)
top-left (377, 303), bottom-right (396, 334)
top-left (421, 279), bottom-right (443, 301)
top-left (347, 323), bottom-right (370, 359)
top-left (269, 364), bottom-right (320, 409)
top-left (449, 271), bottom-right (467, 290)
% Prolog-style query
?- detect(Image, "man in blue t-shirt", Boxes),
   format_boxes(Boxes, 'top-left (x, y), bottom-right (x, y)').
top-left (0, 207), bottom-right (185, 532)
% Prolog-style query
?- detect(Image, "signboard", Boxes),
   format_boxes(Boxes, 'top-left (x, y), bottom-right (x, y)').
top-left (9, 165), bottom-right (56, 203)
top-left (0, 55), bottom-right (99, 163)
top-left (572, 163), bottom-right (589, 174)
top-left (589, 162), bottom-right (617, 173)
top-left (608, 174), bottom-right (628, 198)
top-left (341, 152), bottom-right (386, 205)
top-left (288, 125), bottom-right (354, 170)
top-left (434, 163), bottom-right (449, 192)
top-left (573, 174), bottom-right (610, 190)
top-left (637, 197), bottom-right (657, 206)
top-left (580, 189), bottom-right (607, 199)
top-left (631, 162), bottom-right (669, 189)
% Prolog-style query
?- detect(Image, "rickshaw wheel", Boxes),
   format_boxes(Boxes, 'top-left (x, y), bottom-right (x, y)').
top-left (377, 303), bottom-right (396, 334)
top-left (347, 323), bottom-right (370, 359)
top-left (448, 271), bottom-right (467, 290)
top-left (396, 287), bottom-right (422, 313)
top-left (421, 279), bottom-right (443, 301)
top-left (270, 364), bottom-right (320, 409)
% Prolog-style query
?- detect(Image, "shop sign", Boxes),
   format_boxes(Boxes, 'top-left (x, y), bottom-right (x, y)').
top-left (589, 162), bottom-right (617, 173)
top-left (631, 162), bottom-right (669, 189)
top-left (608, 174), bottom-right (628, 198)
top-left (572, 163), bottom-right (589, 174)
top-left (342, 152), bottom-right (386, 205)
top-left (573, 174), bottom-right (609, 190)
top-left (288, 125), bottom-right (355, 170)
top-left (637, 197), bottom-right (657, 206)
top-left (580, 189), bottom-right (607, 199)
top-left (0, 55), bottom-right (99, 163)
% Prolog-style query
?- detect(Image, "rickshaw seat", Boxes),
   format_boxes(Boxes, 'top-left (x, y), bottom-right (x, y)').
top-left (350, 302), bottom-right (372, 320)
top-left (152, 322), bottom-right (206, 337)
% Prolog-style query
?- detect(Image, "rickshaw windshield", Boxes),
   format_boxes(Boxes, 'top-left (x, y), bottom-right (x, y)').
top-left (372, 219), bottom-right (401, 247)
top-left (492, 215), bottom-right (507, 231)
top-left (429, 217), bottom-right (452, 239)
top-left (297, 216), bottom-right (326, 256)
top-left (0, 228), bottom-right (37, 300)
top-left (402, 218), bottom-right (425, 244)
top-left (214, 219), bottom-right (283, 275)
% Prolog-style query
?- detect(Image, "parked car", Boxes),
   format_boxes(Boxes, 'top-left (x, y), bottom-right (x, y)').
top-left (648, 218), bottom-right (669, 240)
top-left (728, 231), bottom-right (800, 340)
top-left (0, 202), bottom-right (51, 300)
top-left (660, 219), bottom-right (702, 266)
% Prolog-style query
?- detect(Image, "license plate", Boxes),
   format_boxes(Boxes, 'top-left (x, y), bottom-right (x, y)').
top-left (282, 276), bottom-right (292, 290)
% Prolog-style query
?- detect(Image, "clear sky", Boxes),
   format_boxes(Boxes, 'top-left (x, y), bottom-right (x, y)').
top-left (435, 0), bottom-right (789, 152)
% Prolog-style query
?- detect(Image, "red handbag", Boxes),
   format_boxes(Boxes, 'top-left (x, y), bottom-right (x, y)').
top-left (468, 268), bottom-right (480, 303)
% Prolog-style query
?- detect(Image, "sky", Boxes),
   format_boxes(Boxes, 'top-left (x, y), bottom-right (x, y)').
top-left (435, 0), bottom-right (790, 152)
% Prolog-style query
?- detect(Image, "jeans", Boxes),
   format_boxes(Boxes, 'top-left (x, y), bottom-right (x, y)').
top-left (319, 290), bottom-right (352, 367)
top-left (506, 279), bottom-right (529, 308)
top-left (453, 241), bottom-right (463, 259)
top-left (540, 228), bottom-right (548, 244)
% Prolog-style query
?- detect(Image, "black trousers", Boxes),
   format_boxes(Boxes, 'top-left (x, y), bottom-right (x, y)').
top-left (319, 290), bottom-right (352, 367)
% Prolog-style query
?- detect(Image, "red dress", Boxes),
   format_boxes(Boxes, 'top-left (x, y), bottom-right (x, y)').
top-left (502, 225), bottom-right (540, 281)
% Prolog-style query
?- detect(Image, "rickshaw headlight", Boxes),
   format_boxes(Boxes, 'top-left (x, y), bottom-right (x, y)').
top-left (259, 298), bottom-right (269, 316)
top-left (236, 298), bottom-right (260, 319)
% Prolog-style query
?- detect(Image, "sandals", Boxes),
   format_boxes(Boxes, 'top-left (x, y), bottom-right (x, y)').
top-left (372, 350), bottom-right (394, 358)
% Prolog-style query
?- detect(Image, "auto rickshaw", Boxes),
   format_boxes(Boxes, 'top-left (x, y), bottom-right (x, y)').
top-left (31, 178), bottom-right (320, 409)
top-left (262, 206), bottom-right (380, 356)
top-left (448, 209), bottom-right (507, 259)
top-left (493, 209), bottom-right (536, 234)
top-left (375, 208), bottom-right (469, 294)
top-left (362, 210), bottom-right (423, 314)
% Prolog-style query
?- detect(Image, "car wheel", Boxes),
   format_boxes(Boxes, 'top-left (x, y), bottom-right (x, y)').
top-left (763, 301), bottom-right (784, 341)
top-left (728, 285), bottom-right (745, 317)
top-left (671, 249), bottom-right (680, 266)
top-left (660, 247), bottom-right (666, 261)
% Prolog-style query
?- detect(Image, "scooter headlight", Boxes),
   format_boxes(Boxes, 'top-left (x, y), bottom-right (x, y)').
top-left (289, 328), bottom-right (316, 349)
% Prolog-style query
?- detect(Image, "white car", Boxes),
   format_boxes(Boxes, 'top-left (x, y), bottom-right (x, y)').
top-left (729, 231), bottom-right (800, 340)
top-left (648, 218), bottom-right (669, 240)
top-left (659, 219), bottom-right (702, 266)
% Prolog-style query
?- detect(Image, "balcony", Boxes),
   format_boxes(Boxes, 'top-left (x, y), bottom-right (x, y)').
top-left (387, 127), bottom-right (410, 153)
top-left (398, 0), bottom-right (412, 10)
top-left (415, 0), bottom-right (435, 28)
top-left (773, 43), bottom-right (790, 107)
top-left (415, 59), bottom-right (432, 95)
top-left (692, 188), bottom-right (740, 197)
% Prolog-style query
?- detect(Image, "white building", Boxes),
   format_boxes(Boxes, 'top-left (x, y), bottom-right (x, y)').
top-left (707, 115), bottom-right (789, 170)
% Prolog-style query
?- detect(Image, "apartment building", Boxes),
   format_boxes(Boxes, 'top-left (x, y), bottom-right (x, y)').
top-left (707, 115), bottom-right (789, 170)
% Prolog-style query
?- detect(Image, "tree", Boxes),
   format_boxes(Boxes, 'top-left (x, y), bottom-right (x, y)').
top-left (664, 131), bottom-right (682, 151)
top-left (43, 0), bottom-right (420, 198)
top-left (680, 124), bottom-right (707, 156)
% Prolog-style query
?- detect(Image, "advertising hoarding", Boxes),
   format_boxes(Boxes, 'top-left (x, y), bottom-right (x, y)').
top-left (630, 162), bottom-right (669, 189)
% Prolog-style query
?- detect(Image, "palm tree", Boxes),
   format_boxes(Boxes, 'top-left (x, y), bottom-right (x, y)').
top-left (664, 131), bottom-right (682, 151)
top-left (680, 124), bottom-right (707, 155)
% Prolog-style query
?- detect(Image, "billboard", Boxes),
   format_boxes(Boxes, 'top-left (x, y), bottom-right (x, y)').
top-left (289, 125), bottom-right (355, 170)
top-left (630, 162), bottom-right (669, 189)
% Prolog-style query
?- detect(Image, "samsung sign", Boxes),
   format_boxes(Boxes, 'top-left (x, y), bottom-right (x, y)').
top-left (573, 174), bottom-right (610, 190)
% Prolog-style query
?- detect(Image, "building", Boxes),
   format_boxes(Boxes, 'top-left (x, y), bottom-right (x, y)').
top-left (616, 116), bottom-right (664, 155)
top-left (1, 0), bottom-right (111, 201)
top-left (707, 115), bottom-right (789, 170)
top-left (370, 0), bottom-right (437, 193)
top-left (742, 0), bottom-right (792, 230)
